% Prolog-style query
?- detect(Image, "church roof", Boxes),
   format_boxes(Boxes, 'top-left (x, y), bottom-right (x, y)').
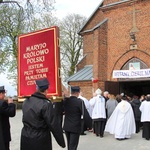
top-left (67, 65), bottom-right (93, 82)
top-left (78, 0), bottom-right (130, 34)
top-left (80, 18), bottom-right (108, 34)
top-left (78, 0), bottom-right (104, 34)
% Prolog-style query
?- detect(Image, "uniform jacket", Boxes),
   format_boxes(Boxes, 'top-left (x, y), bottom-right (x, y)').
top-left (63, 96), bottom-right (83, 134)
top-left (21, 92), bottom-right (65, 150)
top-left (0, 100), bottom-right (16, 144)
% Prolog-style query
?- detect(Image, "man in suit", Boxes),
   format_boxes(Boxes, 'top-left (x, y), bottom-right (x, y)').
top-left (63, 86), bottom-right (83, 150)
top-left (0, 86), bottom-right (16, 150)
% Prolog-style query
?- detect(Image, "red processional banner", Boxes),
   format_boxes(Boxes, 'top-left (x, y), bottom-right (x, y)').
top-left (18, 26), bottom-right (61, 98)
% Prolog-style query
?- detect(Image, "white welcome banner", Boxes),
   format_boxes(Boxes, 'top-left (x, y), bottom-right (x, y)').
top-left (113, 69), bottom-right (150, 78)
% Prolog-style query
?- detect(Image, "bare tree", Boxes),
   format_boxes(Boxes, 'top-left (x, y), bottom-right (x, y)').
top-left (59, 13), bottom-right (87, 80)
top-left (0, 0), bottom-right (55, 10)
top-left (0, 0), bottom-right (56, 86)
top-left (0, 3), bottom-right (25, 86)
top-left (0, 1), bottom-right (86, 92)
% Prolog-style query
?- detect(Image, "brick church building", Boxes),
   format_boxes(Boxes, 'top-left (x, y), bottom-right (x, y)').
top-left (67, 0), bottom-right (150, 99)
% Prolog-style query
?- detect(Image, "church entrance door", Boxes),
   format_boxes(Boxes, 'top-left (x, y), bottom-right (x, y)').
top-left (105, 80), bottom-right (150, 97)
top-left (119, 81), bottom-right (150, 97)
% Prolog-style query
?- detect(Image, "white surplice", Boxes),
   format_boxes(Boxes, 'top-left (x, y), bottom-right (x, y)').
top-left (140, 100), bottom-right (150, 122)
top-left (105, 100), bottom-right (135, 139)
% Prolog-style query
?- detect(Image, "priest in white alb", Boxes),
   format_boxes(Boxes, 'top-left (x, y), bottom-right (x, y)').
top-left (139, 94), bottom-right (150, 140)
top-left (105, 95), bottom-right (135, 140)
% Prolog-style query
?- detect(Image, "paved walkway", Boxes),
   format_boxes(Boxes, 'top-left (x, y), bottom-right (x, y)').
top-left (10, 110), bottom-right (150, 150)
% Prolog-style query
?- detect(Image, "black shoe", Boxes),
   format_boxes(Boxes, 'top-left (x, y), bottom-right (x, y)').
top-left (100, 135), bottom-right (103, 138)
top-left (80, 133), bottom-right (86, 135)
top-left (146, 138), bottom-right (149, 140)
top-left (116, 138), bottom-right (124, 141)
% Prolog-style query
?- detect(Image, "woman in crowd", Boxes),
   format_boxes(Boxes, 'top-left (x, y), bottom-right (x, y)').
top-left (106, 94), bottom-right (118, 118)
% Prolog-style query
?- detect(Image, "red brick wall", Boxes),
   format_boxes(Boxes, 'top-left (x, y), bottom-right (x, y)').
top-left (103, 0), bottom-right (120, 5)
top-left (82, 9), bottom-right (105, 32)
top-left (68, 81), bottom-right (93, 100)
top-left (76, 56), bottom-right (87, 71)
top-left (76, 0), bottom-right (150, 98)
top-left (83, 33), bottom-right (94, 65)
top-left (104, 0), bottom-right (150, 81)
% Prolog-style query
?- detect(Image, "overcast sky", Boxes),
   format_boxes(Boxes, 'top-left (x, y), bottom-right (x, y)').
top-left (54, 0), bottom-right (102, 19)
top-left (0, 0), bottom-right (102, 96)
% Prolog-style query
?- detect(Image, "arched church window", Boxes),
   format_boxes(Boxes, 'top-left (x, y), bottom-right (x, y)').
top-left (121, 57), bottom-right (148, 70)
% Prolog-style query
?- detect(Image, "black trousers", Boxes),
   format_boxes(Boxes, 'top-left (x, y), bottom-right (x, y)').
top-left (142, 122), bottom-right (150, 139)
top-left (65, 132), bottom-right (80, 150)
top-left (81, 119), bottom-right (87, 134)
top-left (94, 120), bottom-right (106, 137)
top-left (135, 121), bottom-right (140, 133)
top-left (4, 142), bottom-right (9, 150)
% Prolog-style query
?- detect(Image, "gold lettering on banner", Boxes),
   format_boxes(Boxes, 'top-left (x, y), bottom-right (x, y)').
top-left (128, 3), bottom-right (141, 33)
top-left (25, 73), bottom-right (47, 80)
top-left (23, 42), bottom-right (51, 86)
top-left (26, 43), bottom-right (47, 52)
top-left (36, 67), bottom-right (49, 74)
top-left (28, 63), bottom-right (43, 70)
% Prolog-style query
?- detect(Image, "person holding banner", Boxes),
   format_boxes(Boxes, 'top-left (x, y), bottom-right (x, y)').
top-left (0, 86), bottom-right (16, 150)
top-left (20, 78), bottom-right (65, 150)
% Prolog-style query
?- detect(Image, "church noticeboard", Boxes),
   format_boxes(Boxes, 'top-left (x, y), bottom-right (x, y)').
top-left (18, 26), bottom-right (61, 98)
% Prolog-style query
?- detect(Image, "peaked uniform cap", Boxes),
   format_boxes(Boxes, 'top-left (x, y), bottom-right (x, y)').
top-left (0, 86), bottom-right (5, 92)
top-left (71, 86), bottom-right (80, 93)
top-left (36, 78), bottom-right (49, 90)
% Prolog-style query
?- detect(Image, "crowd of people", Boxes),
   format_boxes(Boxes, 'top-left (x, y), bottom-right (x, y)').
top-left (0, 78), bottom-right (150, 150)
top-left (80, 89), bottom-right (150, 143)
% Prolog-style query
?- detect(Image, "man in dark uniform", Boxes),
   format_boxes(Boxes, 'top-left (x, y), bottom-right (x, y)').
top-left (0, 114), bottom-right (5, 150)
top-left (63, 86), bottom-right (84, 150)
top-left (20, 78), bottom-right (65, 150)
top-left (0, 86), bottom-right (16, 150)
